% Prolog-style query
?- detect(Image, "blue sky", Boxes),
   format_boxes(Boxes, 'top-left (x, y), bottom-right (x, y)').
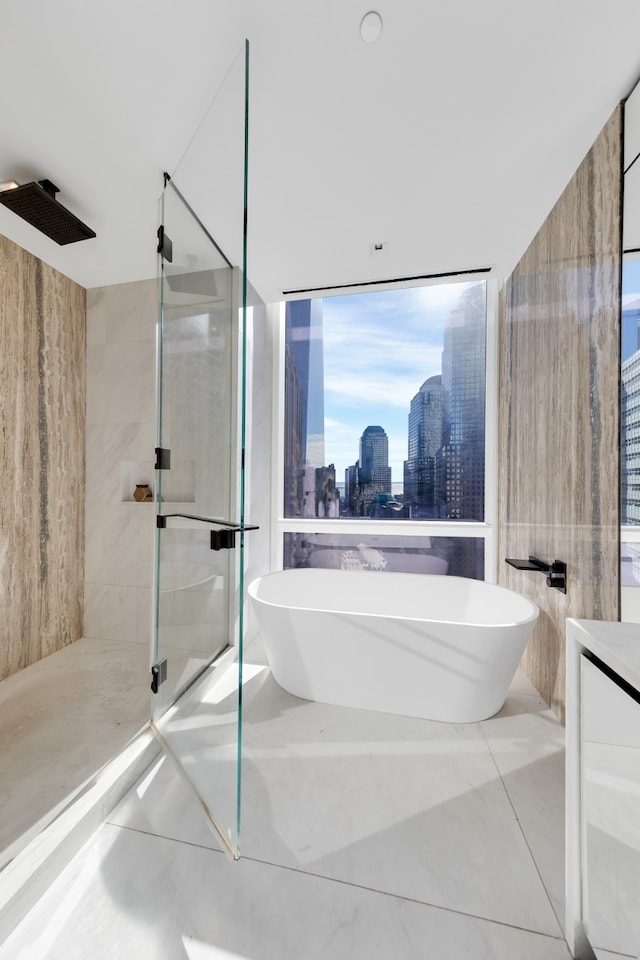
top-left (320, 281), bottom-right (480, 484)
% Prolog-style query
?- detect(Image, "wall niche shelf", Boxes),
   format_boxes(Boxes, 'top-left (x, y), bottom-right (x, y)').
top-left (120, 459), bottom-right (196, 503)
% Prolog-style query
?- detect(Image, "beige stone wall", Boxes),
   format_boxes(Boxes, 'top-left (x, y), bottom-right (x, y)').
top-left (498, 105), bottom-right (622, 722)
top-left (0, 235), bottom-right (86, 680)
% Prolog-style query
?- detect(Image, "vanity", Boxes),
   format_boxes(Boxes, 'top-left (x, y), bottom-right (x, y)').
top-left (566, 618), bottom-right (640, 959)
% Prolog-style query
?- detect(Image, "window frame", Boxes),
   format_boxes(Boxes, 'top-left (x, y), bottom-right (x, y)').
top-left (271, 275), bottom-right (498, 582)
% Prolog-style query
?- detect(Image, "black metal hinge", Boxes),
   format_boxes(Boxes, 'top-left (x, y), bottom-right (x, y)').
top-left (157, 225), bottom-right (173, 262)
top-left (150, 659), bottom-right (167, 694)
top-left (155, 447), bottom-right (171, 470)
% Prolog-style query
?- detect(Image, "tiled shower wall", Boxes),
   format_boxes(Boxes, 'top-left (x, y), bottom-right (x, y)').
top-left (83, 281), bottom-right (274, 657)
top-left (498, 105), bottom-right (622, 722)
top-left (0, 235), bottom-right (86, 681)
top-left (84, 279), bottom-right (156, 648)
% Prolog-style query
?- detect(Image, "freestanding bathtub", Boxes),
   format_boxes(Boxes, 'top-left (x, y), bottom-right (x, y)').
top-left (248, 569), bottom-right (539, 723)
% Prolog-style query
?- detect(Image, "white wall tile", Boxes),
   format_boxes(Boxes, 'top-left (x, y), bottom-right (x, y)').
top-left (101, 504), bottom-right (139, 587)
top-left (83, 583), bottom-right (106, 639)
top-left (103, 423), bottom-right (141, 504)
top-left (137, 587), bottom-right (153, 647)
top-left (101, 585), bottom-right (138, 643)
top-left (103, 343), bottom-right (141, 424)
top-left (86, 288), bottom-right (106, 345)
top-left (85, 425), bottom-right (105, 504)
top-left (84, 503), bottom-right (104, 584)
top-left (105, 280), bottom-right (155, 344)
top-left (138, 339), bottom-right (156, 425)
top-left (85, 344), bottom-right (105, 425)
top-left (136, 506), bottom-right (155, 588)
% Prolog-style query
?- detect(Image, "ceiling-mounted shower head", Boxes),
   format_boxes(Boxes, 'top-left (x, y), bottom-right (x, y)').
top-left (0, 179), bottom-right (96, 245)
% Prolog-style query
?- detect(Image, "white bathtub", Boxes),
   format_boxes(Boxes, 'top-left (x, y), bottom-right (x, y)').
top-left (248, 569), bottom-right (539, 723)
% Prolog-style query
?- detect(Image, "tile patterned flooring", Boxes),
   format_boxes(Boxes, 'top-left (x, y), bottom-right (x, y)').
top-left (0, 662), bottom-right (570, 959)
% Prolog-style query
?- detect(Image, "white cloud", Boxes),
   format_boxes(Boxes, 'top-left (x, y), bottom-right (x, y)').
top-left (303, 281), bottom-right (485, 479)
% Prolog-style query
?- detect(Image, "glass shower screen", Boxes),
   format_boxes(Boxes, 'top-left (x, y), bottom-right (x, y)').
top-left (151, 41), bottom-right (250, 859)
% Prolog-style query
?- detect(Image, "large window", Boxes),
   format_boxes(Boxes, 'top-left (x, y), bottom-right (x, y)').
top-left (621, 255), bottom-right (640, 605)
top-left (280, 279), bottom-right (489, 578)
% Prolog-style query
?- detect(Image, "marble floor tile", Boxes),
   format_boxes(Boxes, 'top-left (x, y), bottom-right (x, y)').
top-left (480, 704), bottom-right (565, 926)
top-left (242, 676), bottom-right (560, 935)
top-left (107, 754), bottom-right (221, 852)
top-left (0, 824), bottom-right (572, 960)
top-left (142, 669), bottom-right (560, 937)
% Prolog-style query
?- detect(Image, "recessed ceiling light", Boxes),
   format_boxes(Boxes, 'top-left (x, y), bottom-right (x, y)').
top-left (0, 180), bottom-right (19, 192)
top-left (360, 10), bottom-right (383, 43)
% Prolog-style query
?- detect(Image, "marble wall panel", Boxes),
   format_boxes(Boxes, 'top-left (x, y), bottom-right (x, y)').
top-left (0, 235), bottom-right (86, 681)
top-left (498, 106), bottom-right (622, 722)
top-left (84, 280), bottom-right (157, 650)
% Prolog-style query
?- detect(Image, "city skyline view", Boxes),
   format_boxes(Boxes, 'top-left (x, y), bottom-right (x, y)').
top-left (283, 280), bottom-right (486, 523)
top-left (321, 283), bottom-right (480, 482)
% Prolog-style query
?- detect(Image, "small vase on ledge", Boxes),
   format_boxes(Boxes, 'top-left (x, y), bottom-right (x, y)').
top-left (133, 484), bottom-right (153, 502)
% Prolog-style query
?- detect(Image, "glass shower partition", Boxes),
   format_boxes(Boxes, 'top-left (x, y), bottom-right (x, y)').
top-left (151, 42), bottom-right (250, 859)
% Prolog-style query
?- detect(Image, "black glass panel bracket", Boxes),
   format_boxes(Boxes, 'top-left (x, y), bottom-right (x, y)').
top-left (150, 658), bottom-right (167, 694)
top-left (156, 224), bottom-right (173, 262)
top-left (505, 556), bottom-right (567, 593)
top-left (155, 447), bottom-right (171, 470)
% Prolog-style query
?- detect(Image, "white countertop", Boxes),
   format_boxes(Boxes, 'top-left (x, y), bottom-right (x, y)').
top-left (567, 618), bottom-right (640, 691)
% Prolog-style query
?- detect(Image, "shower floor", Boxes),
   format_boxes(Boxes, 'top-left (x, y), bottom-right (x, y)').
top-left (0, 637), bottom-right (149, 866)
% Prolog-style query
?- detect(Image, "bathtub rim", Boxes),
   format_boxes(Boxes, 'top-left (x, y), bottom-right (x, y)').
top-left (248, 570), bottom-right (539, 630)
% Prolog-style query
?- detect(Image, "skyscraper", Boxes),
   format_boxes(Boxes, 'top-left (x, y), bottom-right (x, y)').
top-left (621, 296), bottom-right (640, 525)
top-left (622, 348), bottom-right (640, 524)
top-left (283, 343), bottom-right (304, 518)
top-left (345, 462), bottom-right (360, 517)
top-left (356, 425), bottom-right (392, 515)
top-left (435, 285), bottom-right (485, 520)
top-left (403, 374), bottom-right (442, 518)
top-left (283, 299), bottom-right (325, 518)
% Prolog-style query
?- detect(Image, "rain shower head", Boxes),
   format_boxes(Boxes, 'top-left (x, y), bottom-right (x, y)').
top-left (0, 179), bottom-right (96, 245)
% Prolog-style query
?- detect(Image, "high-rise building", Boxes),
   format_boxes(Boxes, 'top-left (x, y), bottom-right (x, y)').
top-left (435, 285), bottom-right (485, 520)
top-left (283, 343), bottom-right (304, 518)
top-left (345, 463), bottom-right (360, 517)
top-left (622, 348), bottom-right (640, 524)
top-left (356, 425), bottom-right (392, 516)
top-left (283, 299), bottom-right (325, 518)
top-left (403, 374), bottom-right (442, 518)
top-left (621, 297), bottom-right (640, 525)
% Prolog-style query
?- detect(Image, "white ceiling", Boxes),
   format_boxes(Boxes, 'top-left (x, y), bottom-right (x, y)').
top-left (1, 0), bottom-right (640, 304)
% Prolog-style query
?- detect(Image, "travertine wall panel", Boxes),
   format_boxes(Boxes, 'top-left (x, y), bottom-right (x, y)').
top-left (0, 235), bottom-right (86, 680)
top-left (499, 105), bottom-right (622, 722)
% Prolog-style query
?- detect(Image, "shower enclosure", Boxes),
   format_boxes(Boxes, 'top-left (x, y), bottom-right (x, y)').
top-left (150, 41), bottom-right (252, 858)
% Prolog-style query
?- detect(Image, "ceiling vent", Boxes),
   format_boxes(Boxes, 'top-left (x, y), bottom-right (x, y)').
top-left (0, 179), bottom-right (96, 245)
